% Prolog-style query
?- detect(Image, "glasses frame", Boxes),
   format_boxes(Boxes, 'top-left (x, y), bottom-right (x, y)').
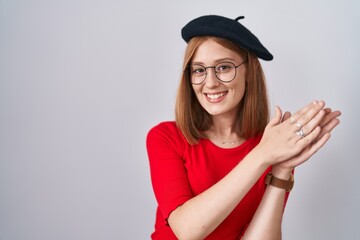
top-left (187, 60), bottom-right (247, 85)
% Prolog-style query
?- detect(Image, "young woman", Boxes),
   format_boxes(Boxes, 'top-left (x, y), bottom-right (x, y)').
top-left (146, 15), bottom-right (341, 240)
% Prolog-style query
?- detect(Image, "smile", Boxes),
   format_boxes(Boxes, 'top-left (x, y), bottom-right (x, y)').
top-left (205, 91), bottom-right (228, 102)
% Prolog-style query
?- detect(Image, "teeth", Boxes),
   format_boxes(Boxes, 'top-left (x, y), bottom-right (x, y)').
top-left (207, 92), bottom-right (226, 99)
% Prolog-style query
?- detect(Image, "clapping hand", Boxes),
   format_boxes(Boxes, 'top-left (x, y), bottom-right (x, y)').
top-left (272, 103), bottom-right (341, 173)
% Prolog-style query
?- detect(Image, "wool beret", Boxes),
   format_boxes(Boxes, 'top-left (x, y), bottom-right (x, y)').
top-left (181, 15), bottom-right (273, 61)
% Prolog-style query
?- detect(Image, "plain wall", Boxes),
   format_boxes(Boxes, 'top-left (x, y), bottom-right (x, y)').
top-left (1, 0), bottom-right (359, 239)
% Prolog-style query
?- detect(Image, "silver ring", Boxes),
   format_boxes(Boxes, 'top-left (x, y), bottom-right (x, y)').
top-left (290, 117), bottom-right (296, 124)
top-left (296, 122), bottom-right (302, 129)
top-left (296, 128), bottom-right (305, 138)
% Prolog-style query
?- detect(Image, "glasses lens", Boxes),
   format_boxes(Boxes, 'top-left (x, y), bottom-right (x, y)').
top-left (215, 62), bottom-right (236, 82)
top-left (190, 65), bottom-right (206, 84)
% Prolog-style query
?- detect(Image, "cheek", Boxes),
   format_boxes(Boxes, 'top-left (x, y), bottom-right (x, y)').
top-left (232, 79), bottom-right (245, 92)
top-left (232, 81), bottom-right (246, 101)
top-left (192, 85), bottom-right (203, 97)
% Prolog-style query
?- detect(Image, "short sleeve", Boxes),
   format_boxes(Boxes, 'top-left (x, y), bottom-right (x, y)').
top-left (146, 122), bottom-right (193, 221)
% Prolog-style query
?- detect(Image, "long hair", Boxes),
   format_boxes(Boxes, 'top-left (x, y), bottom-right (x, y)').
top-left (175, 36), bottom-right (269, 144)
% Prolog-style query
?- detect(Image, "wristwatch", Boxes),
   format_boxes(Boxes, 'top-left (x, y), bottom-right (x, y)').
top-left (265, 172), bottom-right (294, 192)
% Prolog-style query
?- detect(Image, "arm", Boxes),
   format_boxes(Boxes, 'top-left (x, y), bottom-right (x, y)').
top-left (242, 168), bottom-right (291, 240)
top-left (168, 147), bottom-right (270, 240)
top-left (168, 101), bottom-right (332, 240)
top-left (241, 106), bottom-right (341, 240)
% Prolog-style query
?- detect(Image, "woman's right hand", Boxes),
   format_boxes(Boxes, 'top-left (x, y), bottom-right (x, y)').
top-left (257, 100), bottom-right (326, 166)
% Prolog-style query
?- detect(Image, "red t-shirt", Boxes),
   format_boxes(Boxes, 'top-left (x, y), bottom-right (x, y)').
top-left (146, 121), bottom-right (289, 239)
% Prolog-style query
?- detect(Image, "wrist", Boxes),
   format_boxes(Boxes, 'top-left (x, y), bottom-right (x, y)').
top-left (265, 172), bottom-right (294, 192)
top-left (252, 145), bottom-right (273, 169)
top-left (271, 166), bottom-right (293, 180)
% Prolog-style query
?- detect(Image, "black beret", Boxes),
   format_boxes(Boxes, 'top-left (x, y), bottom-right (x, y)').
top-left (181, 15), bottom-right (273, 61)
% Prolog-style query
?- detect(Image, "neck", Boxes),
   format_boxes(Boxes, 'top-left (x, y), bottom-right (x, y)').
top-left (207, 111), bottom-right (240, 140)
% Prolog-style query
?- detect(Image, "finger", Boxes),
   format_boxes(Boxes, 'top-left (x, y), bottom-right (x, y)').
top-left (323, 108), bottom-right (331, 114)
top-left (307, 132), bottom-right (331, 156)
top-left (289, 133), bottom-right (331, 167)
top-left (290, 100), bottom-right (324, 121)
top-left (315, 118), bottom-right (340, 141)
top-left (300, 109), bottom-right (326, 138)
top-left (322, 118), bottom-right (341, 133)
top-left (319, 108), bottom-right (332, 127)
top-left (282, 111), bottom-right (291, 123)
top-left (269, 105), bottom-right (282, 126)
top-left (320, 110), bottom-right (341, 127)
top-left (297, 125), bottom-right (322, 148)
top-left (305, 132), bottom-right (331, 160)
top-left (292, 100), bottom-right (325, 127)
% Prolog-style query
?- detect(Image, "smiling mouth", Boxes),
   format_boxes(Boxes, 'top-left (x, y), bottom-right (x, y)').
top-left (205, 91), bottom-right (228, 100)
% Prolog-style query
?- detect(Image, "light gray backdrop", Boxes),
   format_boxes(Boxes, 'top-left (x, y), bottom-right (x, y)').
top-left (1, 0), bottom-right (359, 239)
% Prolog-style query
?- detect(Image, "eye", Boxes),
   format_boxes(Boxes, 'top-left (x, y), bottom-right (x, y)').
top-left (216, 63), bottom-right (233, 72)
top-left (191, 66), bottom-right (206, 75)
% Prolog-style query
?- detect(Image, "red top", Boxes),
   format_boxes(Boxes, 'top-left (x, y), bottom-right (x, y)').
top-left (146, 121), bottom-right (289, 239)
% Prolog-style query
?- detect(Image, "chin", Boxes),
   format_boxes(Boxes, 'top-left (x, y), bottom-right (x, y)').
top-left (203, 106), bottom-right (234, 116)
top-left (203, 98), bottom-right (243, 116)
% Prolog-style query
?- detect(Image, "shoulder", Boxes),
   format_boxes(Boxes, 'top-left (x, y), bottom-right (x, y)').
top-left (148, 121), bottom-right (178, 133)
top-left (146, 121), bottom-right (189, 160)
top-left (147, 121), bottom-right (188, 147)
top-left (147, 121), bottom-right (181, 138)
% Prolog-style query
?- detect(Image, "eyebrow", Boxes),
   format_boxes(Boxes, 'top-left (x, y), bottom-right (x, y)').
top-left (191, 57), bottom-right (238, 65)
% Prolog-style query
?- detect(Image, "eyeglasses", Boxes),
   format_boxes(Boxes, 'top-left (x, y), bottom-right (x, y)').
top-left (187, 61), bottom-right (247, 85)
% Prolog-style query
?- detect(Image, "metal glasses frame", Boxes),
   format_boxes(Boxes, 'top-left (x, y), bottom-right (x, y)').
top-left (187, 60), bottom-right (247, 85)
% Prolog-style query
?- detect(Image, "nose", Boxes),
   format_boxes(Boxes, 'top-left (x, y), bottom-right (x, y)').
top-left (204, 67), bottom-right (220, 88)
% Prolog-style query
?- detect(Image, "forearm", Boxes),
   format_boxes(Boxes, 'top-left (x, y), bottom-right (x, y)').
top-left (242, 169), bottom-right (292, 240)
top-left (168, 148), bottom-right (270, 240)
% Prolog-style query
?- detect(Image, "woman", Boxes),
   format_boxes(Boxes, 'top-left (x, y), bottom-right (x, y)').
top-left (146, 15), bottom-right (341, 239)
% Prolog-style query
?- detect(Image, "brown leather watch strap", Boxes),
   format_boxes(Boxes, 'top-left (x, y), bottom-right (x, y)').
top-left (265, 172), bottom-right (294, 192)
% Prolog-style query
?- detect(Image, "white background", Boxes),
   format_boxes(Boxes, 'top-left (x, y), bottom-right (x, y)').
top-left (1, 0), bottom-right (359, 239)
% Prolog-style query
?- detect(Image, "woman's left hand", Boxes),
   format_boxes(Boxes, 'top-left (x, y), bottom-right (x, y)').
top-left (272, 108), bottom-right (341, 175)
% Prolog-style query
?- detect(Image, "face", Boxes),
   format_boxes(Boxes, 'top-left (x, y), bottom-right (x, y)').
top-left (191, 39), bottom-right (246, 118)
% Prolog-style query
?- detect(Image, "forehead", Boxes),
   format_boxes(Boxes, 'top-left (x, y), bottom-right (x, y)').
top-left (192, 39), bottom-right (242, 64)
